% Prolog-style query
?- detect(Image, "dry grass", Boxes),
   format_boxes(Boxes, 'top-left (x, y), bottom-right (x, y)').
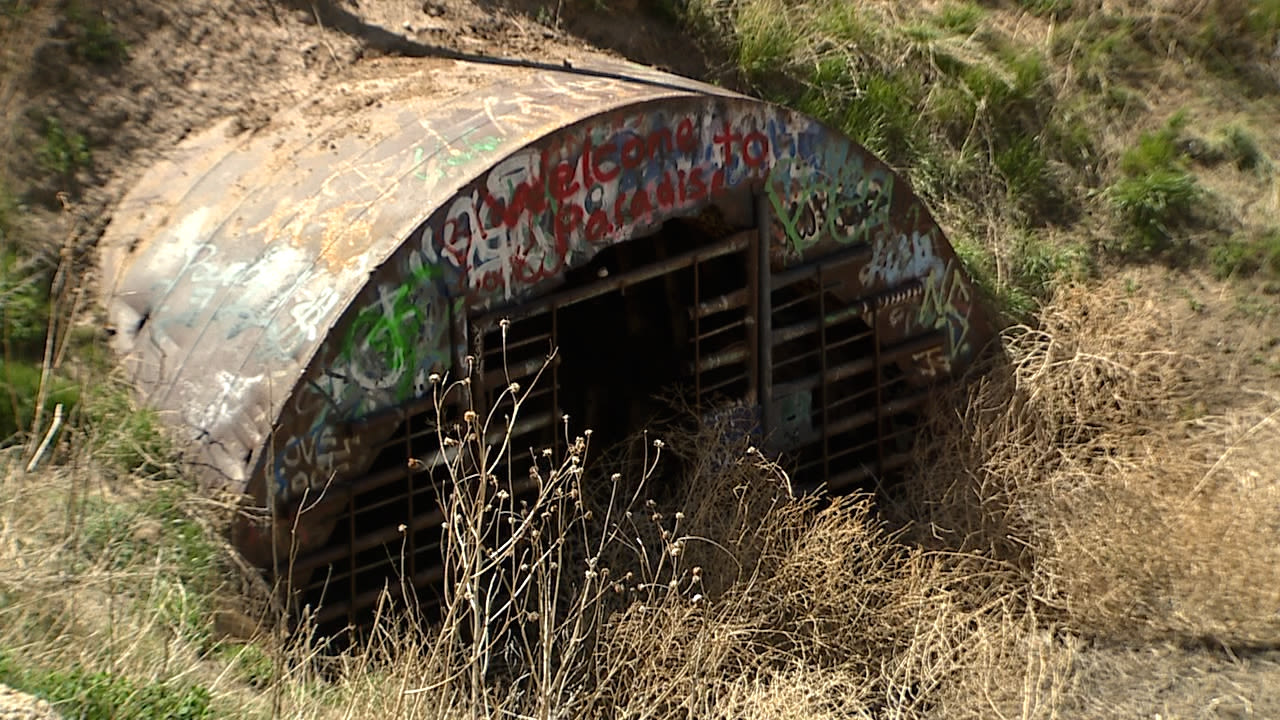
top-left (903, 282), bottom-right (1280, 648)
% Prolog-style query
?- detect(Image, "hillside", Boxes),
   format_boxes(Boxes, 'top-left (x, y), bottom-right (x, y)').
top-left (2, 0), bottom-right (1280, 718)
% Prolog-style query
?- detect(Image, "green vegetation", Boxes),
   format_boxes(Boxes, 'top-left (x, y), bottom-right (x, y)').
top-left (0, 249), bottom-right (50, 354)
top-left (1018, 0), bottom-right (1074, 18)
top-left (0, 653), bottom-right (212, 720)
top-left (1106, 112), bottom-right (1203, 256)
top-left (1211, 228), bottom-right (1280, 280)
top-left (78, 384), bottom-right (175, 476)
top-left (36, 116), bottom-right (91, 179)
top-left (0, 360), bottom-right (78, 440)
top-left (65, 1), bottom-right (128, 65)
top-left (1217, 124), bottom-right (1269, 172)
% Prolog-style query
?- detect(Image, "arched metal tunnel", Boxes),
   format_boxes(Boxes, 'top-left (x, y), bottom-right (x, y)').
top-left (98, 54), bottom-right (992, 629)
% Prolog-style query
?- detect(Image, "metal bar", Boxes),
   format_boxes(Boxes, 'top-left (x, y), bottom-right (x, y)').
top-left (551, 303), bottom-right (560, 458)
top-left (692, 288), bottom-right (747, 320)
top-left (478, 327), bottom-right (553, 355)
top-left (402, 411), bottom-right (415, 585)
top-left (693, 255), bottom-right (702, 407)
top-left (771, 244), bottom-right (873, 290)
top-left (818, 265), bottom-right (830, 484)
top-left (304, 538), bottom-right (443, 590)
top-left (473, 230), bottom-right (753, 328)
top-left (824, 452), bottom-right (916, 494)
top-left (756, 194), bottom-right (772, 435)
top-left (481, 356), bottom-right (550, 391)
top-left (745, 221), bottom-right (760, 407)
top-left (770, 332), bottom-right (944, 398)
top-left (689, 343), bottom-right (748, 373)
top-left (295, 504), bottom-right (446, 575)
top-left (826, 374), bottom-right (907, 414)
top-left (347, 489), bottom-right (356, 631)
top-left (316, 562), bottom-right (449, 625)
top-left (702, 370), bottom-right (750, 397)
top-left (825, 390), bottom-right (929, 441)
top-left (873, 308), bottom-right (884, 478)
top-left (695, 317), bottom-right (748, 343)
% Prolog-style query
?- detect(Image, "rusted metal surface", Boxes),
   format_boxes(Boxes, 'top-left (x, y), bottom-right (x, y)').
top-left (99, 52), bottom-right (992, 625)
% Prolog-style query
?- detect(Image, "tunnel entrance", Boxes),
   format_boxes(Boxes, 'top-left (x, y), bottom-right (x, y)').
top-left (289, 205), bottom-right (944, 633)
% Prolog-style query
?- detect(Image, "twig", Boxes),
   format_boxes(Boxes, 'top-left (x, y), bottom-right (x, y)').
top-left (25, 403), bottom-right (63, 473)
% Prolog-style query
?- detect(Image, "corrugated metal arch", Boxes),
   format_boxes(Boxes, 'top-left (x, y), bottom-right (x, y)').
top-left (99, 55), bottom-right (991, 571)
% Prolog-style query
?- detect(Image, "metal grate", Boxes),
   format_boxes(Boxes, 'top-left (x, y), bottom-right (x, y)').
top-left (289, 206), bottom-right (945, 630)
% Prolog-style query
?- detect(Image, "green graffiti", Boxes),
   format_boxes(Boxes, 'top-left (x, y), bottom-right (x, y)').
top-left (341, 262), bottom-right (444, 400)
top-left (767, 157), bottom-right (895, 256)
top-left (413, 132), bottom-right (505, 184)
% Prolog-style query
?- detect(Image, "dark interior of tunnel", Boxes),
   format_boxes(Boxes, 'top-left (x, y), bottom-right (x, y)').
top-left (289, 208), bottom-right (932, 642)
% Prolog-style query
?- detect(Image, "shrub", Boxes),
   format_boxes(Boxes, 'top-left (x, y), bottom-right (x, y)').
top-left (1108, 113), bottom-right (1204, 255)
top-left (64, 2), bottom-right (128, 65)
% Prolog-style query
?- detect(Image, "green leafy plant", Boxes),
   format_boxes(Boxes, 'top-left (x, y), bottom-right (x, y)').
top-left (1107, 112), bottom-right (1203, 255)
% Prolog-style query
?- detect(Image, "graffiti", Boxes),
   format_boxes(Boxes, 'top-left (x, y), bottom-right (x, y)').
top-left (859, 230), bottom-right (942, 289)
top-left (767, 155), bottom-right (895, 256)
top-left (917, 260), bottom-right (974, 361)
top-left (254, 99), bottom-right (986, 505)
top-left (420, 114), bottom-right (784, 302)
top-left (412, 130), bottom-right (506, 186)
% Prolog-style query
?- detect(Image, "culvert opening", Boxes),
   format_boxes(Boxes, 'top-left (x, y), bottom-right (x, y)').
top-left (289, 208), bottom-right (944, 636)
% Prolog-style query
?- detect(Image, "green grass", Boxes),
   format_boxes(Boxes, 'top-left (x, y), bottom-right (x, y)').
top-left (80, 385), bottom-right (174, 477)
top-left (1017, 0), bottom-right (1073, 18)
top-left (936, 3), bottom-right (986, 35)
top-left (952, 232), bottom-right (1090, 322)
top-left (0, 652), bottom-right (212, 720)
top-left (1217, 124), bottom-right (1268, 172)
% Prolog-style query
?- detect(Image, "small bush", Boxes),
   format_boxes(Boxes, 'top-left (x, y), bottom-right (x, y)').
top-left (1108, 170), bottom-right (1200, 253)
top-left (1218, 124), bottom-right (1268, 171)
top-left (1108, 113), bottom-right (1204, 255)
